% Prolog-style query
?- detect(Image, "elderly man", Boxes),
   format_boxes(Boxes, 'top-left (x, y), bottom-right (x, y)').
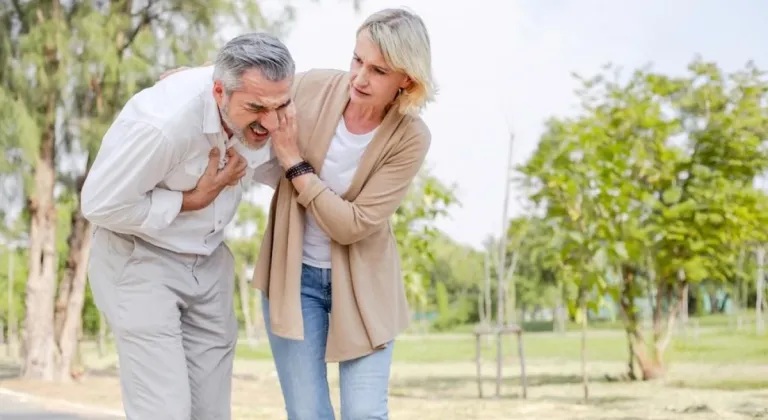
top-left (80, 32), bottom-right (293, 420)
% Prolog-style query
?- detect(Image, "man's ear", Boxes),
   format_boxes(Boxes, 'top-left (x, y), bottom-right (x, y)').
top-left (212, 80), bottom-right (226, 105)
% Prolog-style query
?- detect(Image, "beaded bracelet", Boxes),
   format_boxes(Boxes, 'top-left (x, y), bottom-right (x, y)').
top-left (285, 161), bottom-right (315, 180)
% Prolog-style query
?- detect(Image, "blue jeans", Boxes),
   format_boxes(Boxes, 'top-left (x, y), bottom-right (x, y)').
top-left (262, 264), bottom-right (394, 420)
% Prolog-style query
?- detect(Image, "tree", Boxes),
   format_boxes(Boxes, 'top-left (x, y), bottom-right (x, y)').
top-left (429, 233), bottom-right (485, 330)
top-left (228, 198), bottom-right (268, 346)
top-left (392, 170), bottom-right (457, 309)
top-left (520, 57), bottom-right (768, 382)
top-left (2, 0), bottom-right (295, 381)
top-left (503, 216), bottom-right (561, 324)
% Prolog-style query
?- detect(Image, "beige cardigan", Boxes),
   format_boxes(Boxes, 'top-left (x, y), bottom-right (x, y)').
top-left (252, 68), bottom-right (431, 362)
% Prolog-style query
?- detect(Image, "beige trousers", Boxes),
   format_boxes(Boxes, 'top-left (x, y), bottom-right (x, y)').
top-left (87, 227), bottom-right (238, 420)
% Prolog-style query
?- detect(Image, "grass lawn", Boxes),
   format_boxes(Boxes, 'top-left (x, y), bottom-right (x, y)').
top-left (3, 316), bottom-right (768, 419)
top-left (236, 324), bottom-right (768, 366)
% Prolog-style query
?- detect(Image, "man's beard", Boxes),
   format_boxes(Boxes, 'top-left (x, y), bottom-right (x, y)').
top-left (220, 102), bottom-right (245, 142)
top-left (220, 102), bottom-right (267, 150)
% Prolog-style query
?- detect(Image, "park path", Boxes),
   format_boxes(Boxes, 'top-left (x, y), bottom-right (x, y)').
top-left (0, 392), bottom-right (121, 420)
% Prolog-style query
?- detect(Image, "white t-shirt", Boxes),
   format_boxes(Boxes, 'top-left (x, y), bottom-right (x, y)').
top-left (302, 118), bottom-right (377, 268)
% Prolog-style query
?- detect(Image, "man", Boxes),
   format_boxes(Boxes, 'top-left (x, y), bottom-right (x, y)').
top-left (80, 32), bottom-right (293, 420)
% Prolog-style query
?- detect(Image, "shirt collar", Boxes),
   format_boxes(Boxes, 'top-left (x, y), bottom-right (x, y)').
top-left (230, 138), bottom-right (275, 168)
top-left (202, 78), bottom-right (223, 135)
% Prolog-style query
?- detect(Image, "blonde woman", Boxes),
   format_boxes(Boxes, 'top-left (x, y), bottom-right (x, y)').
top-left (259, 8), bottom-right (436, 419)
top-left (160, 8), bottom-right (435, 419)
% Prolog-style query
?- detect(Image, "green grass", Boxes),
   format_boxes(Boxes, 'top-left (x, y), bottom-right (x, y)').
top-left (669, 329), bottom-right (768, 364)
top-left (444, 312), bottom-right (758, 334)
top-left (236, 326), bottom-right (768, 365)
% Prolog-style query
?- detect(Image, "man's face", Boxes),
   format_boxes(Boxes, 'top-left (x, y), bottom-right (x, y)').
top-left (213, 68), bottom-right (293, 149)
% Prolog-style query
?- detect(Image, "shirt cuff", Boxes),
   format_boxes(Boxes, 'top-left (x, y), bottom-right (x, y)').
top-left (296, 175), bottom-right (328, 207)
top-left (141, 188), bottom-right (183, 231)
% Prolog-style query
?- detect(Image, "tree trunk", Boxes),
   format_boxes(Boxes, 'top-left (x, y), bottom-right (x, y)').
top-left (505, 250), bottom-right (521, 326)
top-left (625, 329), bottom-right (636, 380)
top-left (619, 264), bottom-right (669, 381)
top-left (678, 271), bottom-right (688, 338)
top-left (756, 247), bottom-right (765, 335)
top-left (630, 280), bottom-right (682, 381)
top-left (553, 280), bottom-right (566, 333)
top-left (6, 250), bottom-right (18, 359)
top-left (707, 288), bottom-right (718, 314)
top-left (620, 266), bottom-right (638, 380)
top-left (238, 274), bottom-right (256, 347)
top-left (22, 0), bottom-right (63, 382)
top-left (580, 297), bottom-right (588, 402)
top-left (23, 101), bottom-right (58, 381)
top-left (6, 320), bottom-right (19, 360)
top-left (53, 164), bottom-right (93, 379)
top-left (55, 222), bottom-right (92, 381)
top-left (55, 194), bottom-right (90, 342)
top-left (482, 251), bottom-right (490, 325)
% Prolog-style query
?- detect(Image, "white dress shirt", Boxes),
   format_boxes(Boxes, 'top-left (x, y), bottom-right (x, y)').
top-left (81, 66), bottom-right (282, 256)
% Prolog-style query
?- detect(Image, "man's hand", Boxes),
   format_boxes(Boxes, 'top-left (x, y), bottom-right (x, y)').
top-left (181, 147), bottom-right (247, 212)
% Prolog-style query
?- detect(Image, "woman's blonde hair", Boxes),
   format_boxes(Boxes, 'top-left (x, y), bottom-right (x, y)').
top-left (357, 8), bottom-right (437, 115)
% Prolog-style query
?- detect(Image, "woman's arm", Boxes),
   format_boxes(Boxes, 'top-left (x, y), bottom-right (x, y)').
top-left (291, 132), bottom-right (430, 245)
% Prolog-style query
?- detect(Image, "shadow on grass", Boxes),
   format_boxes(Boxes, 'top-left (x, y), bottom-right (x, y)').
top-left (85, 364), bottom-right (268, 383)
top-left (540, 394), bottom-right (639, 406)
top-left (389, 373), bottom-right (636, 404)
top-left (393, 372), bottom-right (612, 390)
top-left (668, 378), bottom-right (768, 391)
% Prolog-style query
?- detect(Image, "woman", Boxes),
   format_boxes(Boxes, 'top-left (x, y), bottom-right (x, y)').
top-left (161, 7), bottom-right (435, 419)
top-left (260, 8), bottom-right (436, 419)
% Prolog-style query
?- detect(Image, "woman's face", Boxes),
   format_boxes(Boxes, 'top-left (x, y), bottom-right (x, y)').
top-left (348, 29), bottom-right (411, 109)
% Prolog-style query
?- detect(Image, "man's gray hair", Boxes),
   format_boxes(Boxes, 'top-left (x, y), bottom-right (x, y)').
top-left (213, 32), bottom-right (295, 92)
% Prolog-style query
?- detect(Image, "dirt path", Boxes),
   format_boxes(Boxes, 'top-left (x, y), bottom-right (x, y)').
top-left (2, 358), bottom-right (767, 419)
top-left (0, 391), bottom-right (121, 420)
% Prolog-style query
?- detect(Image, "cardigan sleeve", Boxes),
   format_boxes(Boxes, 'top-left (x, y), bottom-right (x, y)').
top-left (296, 129), bottom-right (430, 245)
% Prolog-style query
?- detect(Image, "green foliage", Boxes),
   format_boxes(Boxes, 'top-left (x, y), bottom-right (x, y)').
top-left (393, 170), bottom-right (457, 306)
top-left (519, 58), bottom-right (768, 317)
top-left (503, 216), bottom-right (562, 310)
top-left (0, 249), bottom-right (26, 325)
top-left (1, 0), bottom-right (296, 343)
top-left (227, 199), bottom-right (268, 325)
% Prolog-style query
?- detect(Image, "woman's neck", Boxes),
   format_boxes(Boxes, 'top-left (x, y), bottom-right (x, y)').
top-left (343, 101), bottom-right (386, 134)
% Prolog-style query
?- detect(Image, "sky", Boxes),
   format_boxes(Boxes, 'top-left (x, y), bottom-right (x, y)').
top-left (249, 0), bottom-right (768, 250)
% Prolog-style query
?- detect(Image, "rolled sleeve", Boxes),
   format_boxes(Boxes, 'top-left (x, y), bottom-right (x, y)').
top-left (142, 188), bottom-right (184, 231)
top-left (81, 119), bottom-right (183, 235)
top-left (296, 175), bottom-right (329, 207)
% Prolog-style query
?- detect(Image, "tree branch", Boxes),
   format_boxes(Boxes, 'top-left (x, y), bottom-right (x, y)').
top-left (118, 0), bottom-right (156, 57)
top-left (10, 0), bottom-right (28, 33)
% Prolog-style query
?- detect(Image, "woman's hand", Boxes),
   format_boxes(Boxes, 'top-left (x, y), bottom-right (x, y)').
top-left (271, 103), bottom-right (303, 170)
top-left (158, 62), bottom-right (212, 81)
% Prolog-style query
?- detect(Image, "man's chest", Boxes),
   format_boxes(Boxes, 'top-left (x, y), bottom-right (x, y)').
top-left (161, 133), bottom-right (272, 192)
